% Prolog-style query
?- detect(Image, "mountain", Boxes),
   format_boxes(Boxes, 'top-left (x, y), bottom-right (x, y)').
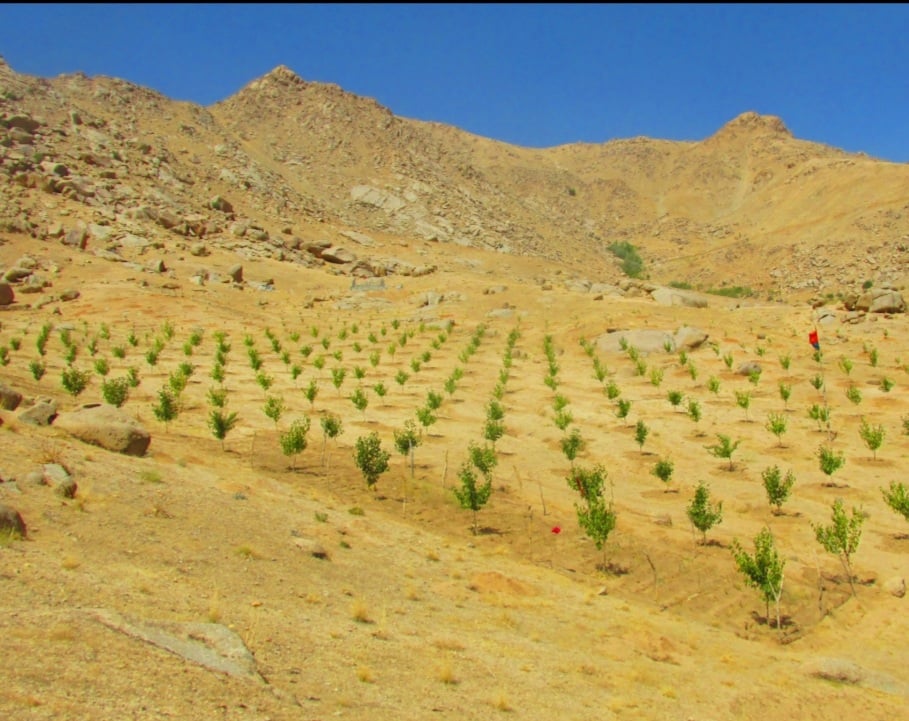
top-left (2, 58), bottom-right (908, 299)
top-left (1, 59), bottom-right (908, 721)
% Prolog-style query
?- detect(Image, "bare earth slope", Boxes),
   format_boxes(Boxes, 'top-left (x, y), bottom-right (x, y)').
top-left (1, 59), bottom-right (908, 720)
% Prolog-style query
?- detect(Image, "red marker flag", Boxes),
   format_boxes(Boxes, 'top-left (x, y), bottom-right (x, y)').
top-left (809, 330), bottom-right (820, 350)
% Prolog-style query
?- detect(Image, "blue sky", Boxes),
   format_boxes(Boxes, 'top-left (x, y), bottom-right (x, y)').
top-left (1, 4), bottom-right (908, 161)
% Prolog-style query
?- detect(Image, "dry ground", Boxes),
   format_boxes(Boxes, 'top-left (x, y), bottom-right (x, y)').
top-left (1, 232), bottom-right (908, 720)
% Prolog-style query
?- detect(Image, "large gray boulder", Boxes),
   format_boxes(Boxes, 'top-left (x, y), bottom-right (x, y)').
top-left (53, 403), bottom-right (151, 456)
top-left (651, 287), bottom-right (709, 308)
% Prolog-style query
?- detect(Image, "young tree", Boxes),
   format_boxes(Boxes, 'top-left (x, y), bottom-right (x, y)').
top-left (453, 461), bottom-right (493, 536)
top-left (263, 395), bottom-right (285, 428)
top-left (686, 398), bottom-right (702, 431)
top-left (761, 465), bottom-right (795, 515)
top-left (634, 419), bottom-right (649, 453)
top-left (765, 412), bottom-right (788, 447)
top-left (319, 412), bottom-right (343, 470)
top-left (858, 417), bottom-right (885, 460)
top-left (777, 382), bottom-right (792, 410)
top-left (732, 527), bottom-right (786, 630)
top-left (615, 398), bottom-right (632, 425)
top-left (735, 390), bottom-right (752, 421)
top-left (393, 419), bottom-right (423, 484)
top-left (331, 367), bottom-right (346, 396)
top-left (882, 481), bottom-right (909, 527)
top-left (61, 366), bottom-right (90, 398)
top-left (468, 441), bottom-right (498, 482)
top-left (576, 495), bottom-right (618, 571)
top-left (280, 417), bottom-right (311, 471)
top-left (651, 458), bottom-right (674, 491)
top-left (687, 481), bottom-right (723, 545)
top-left (813, 498), bottom-right (866, 596)
top-left (101, 376), bottom-right (130, 408)
top-left (561, 427), bottom-right (585, 467)
top-left (667, 389), bottom-right (684, 411)
top-left (817, 445), bottom-right (845, 486)
top-left (152, 387), bottom-right (179, 431)
top-left (707, 376), bottom-right (721, 395)
top-left (354, 432), bottom-right (390, 491)
top-left (350, 387), bottom-right (369, 418)
top-left (303, 378), bottom-right (319, 409)
top-left (208, 409), bottom-right (239, 451)
top-left (706, 434), bottom-right (740, 471)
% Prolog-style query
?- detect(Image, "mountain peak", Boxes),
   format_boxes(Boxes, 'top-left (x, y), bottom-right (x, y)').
top-left (711, 111), bottom-right (792, 140)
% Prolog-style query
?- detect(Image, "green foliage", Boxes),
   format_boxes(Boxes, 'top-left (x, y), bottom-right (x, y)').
top-left (554, 408), bottom-right (573, 431)
top-left (303, 378), bottom-right (319, 408)
top-left (687, 398), bottom-right (702, 426)
top-left (858, 417), bottom-right (885, 459)
top-left (880, 376), bottom-right (895, 392)
top-left (373, 381), bottom-right (388, 400)
top-left (634, 420), bottom-right (649, 453)
top-left (604, 380), bottom-right (621, 400)
top-left (838, 357), bottom-right (853, 376)
top-left (761, 465), bottom-right (795, 514)
top-left (453, 462), bottom-right (493, 535)
top-left (706, 286), bottom-right (754, 299)
top-left (845, 384), bottom-right (862, 405)
top-left (280, 417), bottom-right (311, 470)
top-left (416, 406), bottom-right (438, 433)
top-left (126, 367), bottom-right (140, 388)
top-left (808, 403), bottom-right (830, 432)
top-left (256, 372), bottom-right (274, 393)
top-left (778, 382), bottom-right (791, 408)
top-left (778, 354), bottom-right (791, 371)
top-left (735, 390), bottom-right (752, 419)
top-left (393, 419), bottom-right (423, 474)
top-left (560, 427), bottom-right (585, 465)
top-left (608, 241), bottom-right (644, 278)
top-left (869, 347), bottom-right (879, 367)
top-left (687, 481), bottom-right (723, 544)
top-left (207, 386), bottom-right (228, 408)
top-left (319, 412), bottom-right (344, 468)
top-left (29, 359), bottom-right (46, 381)
top-left (468, 441), bottom-right (498, 481)
top-left (354, 432), bottom-right (390, 490)
top-left (667, 389), bottom-right (684, 409)
top-left (651, 458), bottom-right (674, 487)
top-left (152, 388), bottom-right (179, 429)
top-left (208, 409), bottom-right (239, 450)
top-left (395, 369), bottom-right (409, 387)
top-left (650, 367), bottom-right (664, 387)
top-left (723, 353), bottom-right (734, 370)
top-left (615, 398), bottom-right (632, 424)
top-left (706, 434), bottom-right (740, 470)
top-left (61, 366), bottom-right (90, 397)
top-left (765, 412), bottom-right (788, 447)
top-left (263, 395), bottom-right (285, 427)
top-left (483, 417), bottom-right (505, 446)
top-left (100, 376), bottom-right (130, 408)
top-left (812, 498), bottom-right (866, 596)
top-left (350, 387), bottom-right (369, 415)
top-left (707, 376), bottom-right (721, 394)
top-left (732, 527), bottom-right (786, 628)
top-left (809, 374), bottom-right (824, 391)
top-left (882, 481), bottom-right (909, 523)
top-left (817, 445), bottom-right (845, 483)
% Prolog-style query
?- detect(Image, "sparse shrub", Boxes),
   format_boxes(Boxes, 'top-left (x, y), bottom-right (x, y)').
top-left (706, 434), bottom-right (740, 470)
top-left (651, 458), bottom-right (674, 489)
top-left (858, 417), bottom-right (885, 460)
top-left (61, 366), bottom-right (89, 397)
top-left (208, 409), bottom-right (239, 450)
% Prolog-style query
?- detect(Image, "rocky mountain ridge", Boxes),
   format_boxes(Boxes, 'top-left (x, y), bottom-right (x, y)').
top-left (2, 57), bottom-right (909, 299)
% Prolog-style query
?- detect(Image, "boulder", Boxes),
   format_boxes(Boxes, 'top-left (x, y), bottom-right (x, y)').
top-left (0, 504), bottom-right (26, 538)
top-left (0, 281), bottom-right (14, 306)
top-left (0, 383), bottom-right (23, 411)
top-left (651, 287), bottom-right (709, 308)
top-left (53, 403), bottom-right (151, 456)
top-left (18, 397), bottom-right (58, 426)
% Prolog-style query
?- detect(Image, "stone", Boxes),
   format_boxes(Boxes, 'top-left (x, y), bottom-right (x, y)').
top-left (53, 403), bottom-right (151, 456)
top-left (0, 503), bottom-right (26, 538)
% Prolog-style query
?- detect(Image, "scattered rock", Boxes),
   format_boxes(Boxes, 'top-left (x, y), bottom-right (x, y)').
top-left (0, 503), bottom-right (26, 537)
top-left (53, 403), bottom-right (151, 456)
top-left (0, 383), bottom-right (23, 411)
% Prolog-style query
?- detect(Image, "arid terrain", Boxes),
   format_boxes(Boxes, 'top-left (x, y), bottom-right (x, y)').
top-left (1, 57), bottom-right (908, 720)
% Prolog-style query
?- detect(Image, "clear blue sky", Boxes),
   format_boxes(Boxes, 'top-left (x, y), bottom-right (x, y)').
top-left (1, 4), bottom-right (907, 161)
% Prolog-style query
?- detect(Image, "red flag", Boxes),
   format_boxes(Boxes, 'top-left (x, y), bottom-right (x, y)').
top-left (809, 330), bottom-right (820, 350)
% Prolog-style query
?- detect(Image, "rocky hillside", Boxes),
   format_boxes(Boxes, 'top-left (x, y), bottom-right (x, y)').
top-left (2, 57), bottom-right (909, 298)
